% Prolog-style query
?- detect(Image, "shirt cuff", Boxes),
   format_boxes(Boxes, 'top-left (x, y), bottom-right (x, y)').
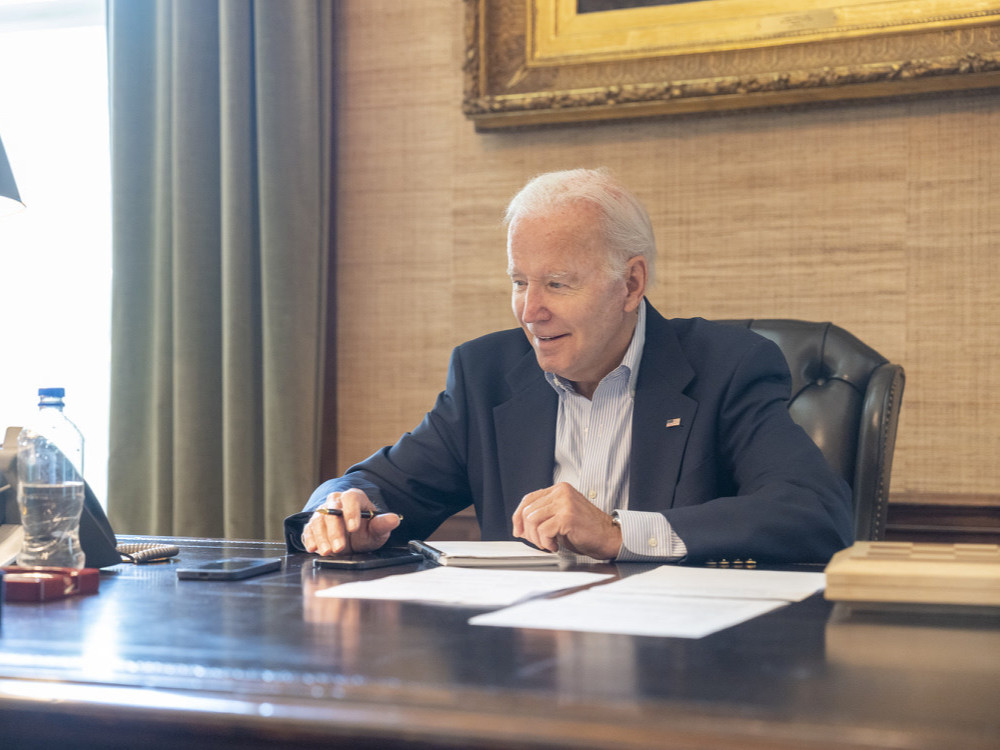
top-left (613, 509), bottom-right (687, 561)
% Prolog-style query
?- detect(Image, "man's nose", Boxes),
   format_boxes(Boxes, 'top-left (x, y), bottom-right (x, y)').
top-left (521, 286), bottom-right (548, 322)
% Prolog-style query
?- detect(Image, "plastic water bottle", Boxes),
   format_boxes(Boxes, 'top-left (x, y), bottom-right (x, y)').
top-left (16, 388), bottom-right (86, 568)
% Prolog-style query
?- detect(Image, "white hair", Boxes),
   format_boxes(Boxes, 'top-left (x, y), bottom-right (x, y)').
top-left (503, 168), bottom-right (657, 283)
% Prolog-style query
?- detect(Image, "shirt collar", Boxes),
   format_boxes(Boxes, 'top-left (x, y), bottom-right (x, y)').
top-left (545, 299), bottom-right (647, 397)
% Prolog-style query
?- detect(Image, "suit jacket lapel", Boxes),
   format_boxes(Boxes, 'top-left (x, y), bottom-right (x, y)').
top-left (630, 305), bottom-right (698, 512)
top-left (491, 304), bottom-right (698, 516)
top-left (494, 350), bottom-right (558, 517)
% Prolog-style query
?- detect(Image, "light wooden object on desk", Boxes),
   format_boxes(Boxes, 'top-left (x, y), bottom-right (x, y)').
top-left (825, 541), bottom-right (1000, 608)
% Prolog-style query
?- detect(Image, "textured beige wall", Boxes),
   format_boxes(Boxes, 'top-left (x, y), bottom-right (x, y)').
top-left (334, 1), bottom-right (1000, 503)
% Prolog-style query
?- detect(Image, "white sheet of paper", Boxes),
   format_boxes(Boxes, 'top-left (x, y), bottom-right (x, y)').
top-left (469, 565), bottom-right (826, 638)
top-left (315, 566), bottom-right (611, 607)
top-left (610, 565), bottom-right (826, 602)
top-left (470, 589), bottom-right (787, 639)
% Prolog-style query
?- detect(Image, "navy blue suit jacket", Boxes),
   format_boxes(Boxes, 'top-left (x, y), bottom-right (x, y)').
top-left (286, 303), bottom-right (853, 563)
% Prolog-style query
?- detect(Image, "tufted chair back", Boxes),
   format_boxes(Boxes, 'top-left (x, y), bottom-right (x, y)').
top-left (717, 320), bottom-right (905, 541)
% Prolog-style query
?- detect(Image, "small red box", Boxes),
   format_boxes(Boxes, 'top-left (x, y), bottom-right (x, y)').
top-left (1, 566), bottom-right (100, 602)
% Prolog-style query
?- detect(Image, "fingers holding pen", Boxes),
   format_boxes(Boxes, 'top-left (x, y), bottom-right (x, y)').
top-left (315, 508), bottom-right (402, 543)
top-left (333, 488), bottom-right (371, 533)
top-left (327, 488), bottom-right (402, 542)
top-left (302, 488), bottom-right (402, 556)
top-left (301, 504), bottom-right (336, 554)
top-left (364, 512), bottom-right (402, 548)
top-left (302, 489), bottom-right (362, 555)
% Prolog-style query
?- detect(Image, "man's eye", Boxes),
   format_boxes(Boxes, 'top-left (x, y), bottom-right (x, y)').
top-left (512, 279), bottom-right (526, 288)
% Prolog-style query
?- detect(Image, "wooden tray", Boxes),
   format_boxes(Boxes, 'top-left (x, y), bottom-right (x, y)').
top-left (824, 541), bottom-right (1000, 609)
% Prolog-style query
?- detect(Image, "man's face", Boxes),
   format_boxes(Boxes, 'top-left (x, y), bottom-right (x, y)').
top-left (507, 204), bottom-right (643, 399)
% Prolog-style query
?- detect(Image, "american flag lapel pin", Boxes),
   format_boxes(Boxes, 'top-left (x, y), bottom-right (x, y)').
top-left (665, 417), bottom-right (681, 428)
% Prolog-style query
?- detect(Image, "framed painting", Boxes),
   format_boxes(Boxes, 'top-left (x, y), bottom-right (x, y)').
top-left (463, 0), bottom-right (1000, 129)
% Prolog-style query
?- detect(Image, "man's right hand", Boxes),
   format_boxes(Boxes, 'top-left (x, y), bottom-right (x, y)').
top-left (301, 488), bottom-right (401, 556)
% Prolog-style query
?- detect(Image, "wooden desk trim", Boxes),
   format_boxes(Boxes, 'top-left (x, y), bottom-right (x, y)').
top-left (0, 675), bottom-right (983, 750)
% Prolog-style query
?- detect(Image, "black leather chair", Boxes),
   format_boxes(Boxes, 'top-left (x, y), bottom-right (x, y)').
top-left (718, 320), bottom-right (905, 541)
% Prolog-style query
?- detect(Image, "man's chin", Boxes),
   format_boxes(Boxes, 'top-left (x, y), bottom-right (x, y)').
top-left (532, 357), bottom-right (554, 374)
top-left (534, 356), bottom-right (570, 381)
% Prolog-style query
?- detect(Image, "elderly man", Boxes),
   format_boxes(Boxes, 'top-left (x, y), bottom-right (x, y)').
top-left (286, 168), bottom-right (852, 563)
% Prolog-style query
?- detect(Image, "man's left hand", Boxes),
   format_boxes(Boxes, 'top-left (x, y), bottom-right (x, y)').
top-left (512, 482), bottom-right (622, 559)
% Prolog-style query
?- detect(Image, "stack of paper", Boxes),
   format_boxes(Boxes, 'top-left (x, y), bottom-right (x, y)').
top-left (469, 566), bottom-right (826, 638)
top-left (315, 565), bottom-right (611, 608)
top-left (312, 540), bottom-right (828, 639)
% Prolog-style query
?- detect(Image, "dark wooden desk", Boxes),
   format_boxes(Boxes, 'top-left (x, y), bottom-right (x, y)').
top-left (1, 536), bottom-right (998, 749)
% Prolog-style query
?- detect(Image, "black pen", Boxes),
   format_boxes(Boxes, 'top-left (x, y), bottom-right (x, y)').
top-left (317, 508), bottom-right (403, 521)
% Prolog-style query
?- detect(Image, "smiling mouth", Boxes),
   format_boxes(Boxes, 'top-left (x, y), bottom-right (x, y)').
top-left (535, 334), bottom-right (567, 343)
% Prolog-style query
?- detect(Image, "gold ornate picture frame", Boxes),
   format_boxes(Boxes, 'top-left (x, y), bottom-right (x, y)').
top-left (463, 0), bottom-right (1000, 129)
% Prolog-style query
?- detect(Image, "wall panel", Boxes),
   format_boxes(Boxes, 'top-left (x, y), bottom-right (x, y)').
top-left (332, 1), bottom-right (1000, 512)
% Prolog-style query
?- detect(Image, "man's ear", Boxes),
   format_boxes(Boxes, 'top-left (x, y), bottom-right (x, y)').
top-left (623, 255), bottom-right (647, 311)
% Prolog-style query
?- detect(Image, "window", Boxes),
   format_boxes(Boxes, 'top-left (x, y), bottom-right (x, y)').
top-left (0, 0), bottom-right (111, 504)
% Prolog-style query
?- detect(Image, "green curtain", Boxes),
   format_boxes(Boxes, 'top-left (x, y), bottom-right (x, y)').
top-left (107, 0), bottom-right (334, 540)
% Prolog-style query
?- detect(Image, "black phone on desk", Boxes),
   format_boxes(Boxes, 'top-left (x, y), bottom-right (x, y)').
top-left (313, 547), bottom-right (422, 570)
top-left (176, 557), bottom-right (283, 580)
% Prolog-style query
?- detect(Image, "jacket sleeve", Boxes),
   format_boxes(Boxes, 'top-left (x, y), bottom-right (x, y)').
top-left (664, 336), bottom-right (854, 564)
top-left (284, 347), bottom-right (476, 552)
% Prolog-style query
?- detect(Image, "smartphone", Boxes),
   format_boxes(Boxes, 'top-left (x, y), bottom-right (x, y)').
top-left (176, 557), bottom-right (283, 581)
top-left (313, 547), bottom-right (422, 570)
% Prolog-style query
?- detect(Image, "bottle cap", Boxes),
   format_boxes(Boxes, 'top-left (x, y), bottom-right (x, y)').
top-left (38, 387), bottom-right (66, 398)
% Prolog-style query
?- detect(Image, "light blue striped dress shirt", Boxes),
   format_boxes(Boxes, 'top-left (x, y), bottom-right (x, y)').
top-left (545, 301), bottom-right (687, 563)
